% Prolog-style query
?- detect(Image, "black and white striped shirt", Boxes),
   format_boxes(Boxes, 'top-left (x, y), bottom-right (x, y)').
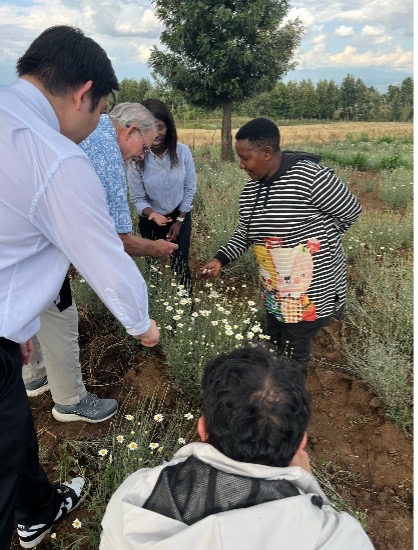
top-left (215, 154), bottom-right (361, 322)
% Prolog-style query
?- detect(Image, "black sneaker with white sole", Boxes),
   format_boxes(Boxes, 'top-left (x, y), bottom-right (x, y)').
top-left (17, 477), bottom-right (87, 548)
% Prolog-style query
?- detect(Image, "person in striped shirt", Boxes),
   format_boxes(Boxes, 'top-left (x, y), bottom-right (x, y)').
top-left (201, 117), bottom-right (361, 366)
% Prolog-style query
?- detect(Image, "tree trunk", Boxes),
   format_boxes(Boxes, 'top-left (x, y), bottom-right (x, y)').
top-left (221, 97), bottom-right (234, 162)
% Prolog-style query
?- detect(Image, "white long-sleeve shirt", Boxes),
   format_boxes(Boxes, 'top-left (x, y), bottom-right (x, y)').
top-left (0, 79), bottom-right (150, 342)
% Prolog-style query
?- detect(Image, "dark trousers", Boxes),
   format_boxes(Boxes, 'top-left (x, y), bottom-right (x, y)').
top-left (0, 338), bottom-right (60, 549)
top-left (265, 313), bottom-right (331, 363)
top-left (139, 211), bottom-right (192, 290)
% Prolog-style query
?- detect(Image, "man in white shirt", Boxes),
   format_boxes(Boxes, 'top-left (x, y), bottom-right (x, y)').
top-left (0, 25), bottom-right (159, 549)
top-left (101, 345), bottom-right (374, 550)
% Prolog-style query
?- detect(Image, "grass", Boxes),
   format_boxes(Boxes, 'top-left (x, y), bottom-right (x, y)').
top-left (49, 392), bottom-right (198, 548)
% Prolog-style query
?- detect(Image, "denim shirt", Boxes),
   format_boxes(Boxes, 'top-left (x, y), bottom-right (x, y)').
top-left (127, 143), bottom-right (196, 216)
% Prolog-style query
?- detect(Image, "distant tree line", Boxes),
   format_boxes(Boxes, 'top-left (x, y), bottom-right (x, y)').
top-left (116, 74), bottom-right (413, 123)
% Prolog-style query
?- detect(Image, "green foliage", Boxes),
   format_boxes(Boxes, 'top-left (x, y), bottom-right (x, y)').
top-left (312, 141), bottom-right (413, 172)
top-left (60, 394), bottom-right (197, 548)
top-left (342, 209), bottom-right (413, 428)
top-left (343, 207), bottom-right (413, 260)
top-left (116, 77), bottom-right (153, 103)
top-left (135, 257), bottom-right (267, 404)
top-left (191, 146), bottom-right (258, 282)
top-left (379, 168), bottom-right (413, 211)
top-left (150, 0), bottom-right (303, 109)
top-left (337, 137), bottom-right (413, 429)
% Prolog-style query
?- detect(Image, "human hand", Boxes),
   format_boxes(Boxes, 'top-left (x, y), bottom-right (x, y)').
top-left (151, 239), bottom-right (179, 257)
top-left (166, 221), bottom-right (182, 242)
top-left (200, 258), bottom-right (222, 278)
top-left (134, 320), bottom-right (160, 347)
top-left (19, 339), bottom-right (34, 365)
top-left (149, 212), bottom-right (172, 226)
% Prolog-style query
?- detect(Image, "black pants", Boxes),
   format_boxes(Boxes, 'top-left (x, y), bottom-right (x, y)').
top-left (265, 313), bottom-right (331, 362)
top-left (0, 338), bottom-right (60, 549)
top-left (139, 211), bottom-right (192, 290)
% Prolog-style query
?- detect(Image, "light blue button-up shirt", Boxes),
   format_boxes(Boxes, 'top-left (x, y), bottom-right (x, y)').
top-left (80, 115), bottom-right (132, 233)
top-left (127, 143), bottom-right (196, 216)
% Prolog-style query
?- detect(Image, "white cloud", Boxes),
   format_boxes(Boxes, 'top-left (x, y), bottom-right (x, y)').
top-left (0, 0), bottom-right (413, 87)
top-left (334, 25), bottom-right (355, 37)
top-left (362, 25), bottom-right (385, 37)
top-left (331, 0), bottom-right (413, 35)
top-left (134, 42), bottom-right (153, 64)
top-left (329, 44), bottom-right (412, 70)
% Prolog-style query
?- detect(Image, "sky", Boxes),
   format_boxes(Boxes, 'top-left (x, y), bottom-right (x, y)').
top-left (0, 0), bottom-right (413, 93)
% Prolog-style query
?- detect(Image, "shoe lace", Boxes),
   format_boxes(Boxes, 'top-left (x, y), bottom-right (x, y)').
top-left (84, 392), bottom-right (100, 407)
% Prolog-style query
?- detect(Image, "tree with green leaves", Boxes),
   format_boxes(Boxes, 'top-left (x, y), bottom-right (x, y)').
top-left (117, 77), bottom-right (153, 104)
top-left (149, 0), bottom-right (303, 160)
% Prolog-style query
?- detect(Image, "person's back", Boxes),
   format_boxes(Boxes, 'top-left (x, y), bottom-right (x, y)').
top-left (100, 346), bottom-right (374, 549)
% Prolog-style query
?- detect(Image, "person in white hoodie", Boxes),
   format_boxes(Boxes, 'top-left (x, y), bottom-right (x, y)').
top-left (100, 345), bottom-right (374, 550)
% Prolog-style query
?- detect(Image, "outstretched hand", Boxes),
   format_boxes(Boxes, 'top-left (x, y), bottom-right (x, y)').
top-left (134, 319), bottom-right (160, 347)
top-left (151, 239), bottom-right (178, 257)
top-left (200, 258), bottom-right (222, 278)
top-left (166, 221), bottom-right (182, 242)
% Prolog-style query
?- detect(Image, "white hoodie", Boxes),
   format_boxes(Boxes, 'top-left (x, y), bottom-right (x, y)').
top-left (100, 442), bottom-right (374, 550)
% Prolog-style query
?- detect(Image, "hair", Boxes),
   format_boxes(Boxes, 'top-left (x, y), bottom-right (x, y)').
top-left (136, 98), bottom-right (178, 170)
top-left (16, 25), bottom-right (118, 112)
top-left (235, 117), bottom-right (281, 153)
top-left (201, 345), bottom-right (311, 467)
top-left (108, 102), bottom-right (156, 136)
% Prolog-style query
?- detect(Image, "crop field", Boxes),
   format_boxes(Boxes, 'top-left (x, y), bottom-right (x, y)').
top-left (16, 121), bottom-right (413, 550)
top-left (178, 121), bottom-right (413, 148)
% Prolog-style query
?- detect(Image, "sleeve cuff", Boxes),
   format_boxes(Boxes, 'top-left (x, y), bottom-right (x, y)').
top-left (215, 251), bottom-right (231, 267)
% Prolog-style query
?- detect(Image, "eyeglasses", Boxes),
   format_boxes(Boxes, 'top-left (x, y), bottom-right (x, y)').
top-left (126, 125), bottom-right (152, 154)
top-left (136, 128), bottom-right (152, 154)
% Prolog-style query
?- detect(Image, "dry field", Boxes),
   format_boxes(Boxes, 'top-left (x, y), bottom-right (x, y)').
top-left (178, 121), bottom-right (413, 149)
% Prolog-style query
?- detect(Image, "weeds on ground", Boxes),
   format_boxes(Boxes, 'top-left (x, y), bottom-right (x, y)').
top-left (312, 458), bottom-right (369, 530)
top-left (135, 257), bottom-right (268, 405)
top-left (192, 146), bottom-right (258, 283)
top-left (343, 207), bottom-right (413, 260)
top-left (342, 219), bottom-right (413, 428)
top-left (378, 168), bottom-right (413, 211)
top-left (51, 392), bottom-right (197, 549)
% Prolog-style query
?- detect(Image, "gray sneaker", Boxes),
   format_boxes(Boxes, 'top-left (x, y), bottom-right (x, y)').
top-left (52, 392), bottom-right (118, 423)
top-left (25, 375), bottom-right (50, 397)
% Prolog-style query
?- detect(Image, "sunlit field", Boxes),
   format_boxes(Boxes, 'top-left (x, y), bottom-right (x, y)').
top-left (178, 121), bottom-right (413, 149)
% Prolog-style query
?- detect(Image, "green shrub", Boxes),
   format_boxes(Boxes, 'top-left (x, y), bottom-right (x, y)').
top-left (379, 168), bottom-right (413, 211)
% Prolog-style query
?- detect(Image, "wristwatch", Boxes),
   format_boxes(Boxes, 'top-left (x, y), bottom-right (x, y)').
top-left (176, 216), bottom-right (185, 223)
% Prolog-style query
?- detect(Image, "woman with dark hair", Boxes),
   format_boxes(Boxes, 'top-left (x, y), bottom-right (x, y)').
top-left (127, 98), bottom-right (196, 290)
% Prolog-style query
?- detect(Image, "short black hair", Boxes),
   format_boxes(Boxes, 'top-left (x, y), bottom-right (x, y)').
top-left (141, 98), bottom-right (178, 167)
top-left (17, 25), bottom-right (118, 112)
top-left (235, 117), bottom-right (280, 152)
top-left (201, 345), bottom-right (310, 467)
